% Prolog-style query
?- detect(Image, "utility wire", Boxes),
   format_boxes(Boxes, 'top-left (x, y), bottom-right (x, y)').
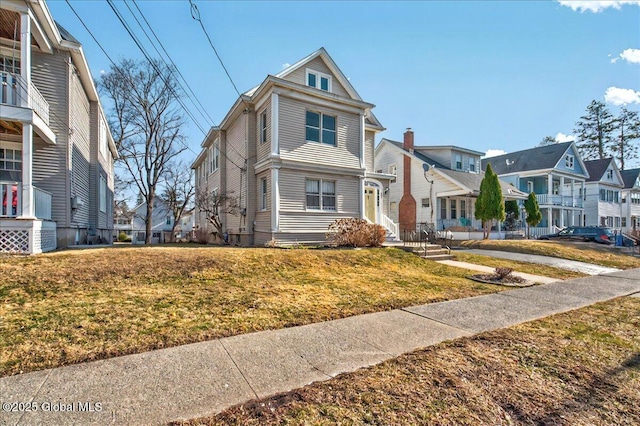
top-left (188, 0), bottom-right (251, 112)
top-left (125, 0), bottom-right (247, 163)
top-left (127, 0), bottom-right (216, 126)
top-left (64, 0), bottom-right (245, 170)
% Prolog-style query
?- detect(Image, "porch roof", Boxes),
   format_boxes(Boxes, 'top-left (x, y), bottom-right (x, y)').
top-left (435, 169), bottom-right (528, 200)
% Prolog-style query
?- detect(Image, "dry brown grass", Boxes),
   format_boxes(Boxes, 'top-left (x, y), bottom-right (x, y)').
top-left (0, 245), bottom-right (503, 377)
top-left (453, 252), bottom-right (586, 280)
top-left (183, 297), bottom-right (640, 425)
top-left (460, 239), bottom-right (640, 269)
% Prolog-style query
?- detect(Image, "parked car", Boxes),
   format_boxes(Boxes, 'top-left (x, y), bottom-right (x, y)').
top-left (538, 226), bottom-right (616, 244)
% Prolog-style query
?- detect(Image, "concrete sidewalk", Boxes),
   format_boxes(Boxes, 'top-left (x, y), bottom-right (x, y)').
top-left (1, 269), bottom-right (639, 426)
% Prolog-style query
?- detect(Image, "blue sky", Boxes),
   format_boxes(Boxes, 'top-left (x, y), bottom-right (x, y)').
top-left (48, 0), bottom-right (640, 165)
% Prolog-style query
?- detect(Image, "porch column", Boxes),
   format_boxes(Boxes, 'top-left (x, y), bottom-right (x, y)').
top-left (571, 179), bottom-right (576, 207)
top-left (359, 177), bottom-right (365, 219)
top-left (559, 176), bottom-right (565, 227)
top-left (270, 167), bottom-right (279, 232)
top-left (547, 207), bottom-right (552, 230)
top-left (547, 173), bottom-right (553, 197)
top-left (20, 124), bottom-right (35, 219)
top-left (20, 12), bottom-right (31, 108)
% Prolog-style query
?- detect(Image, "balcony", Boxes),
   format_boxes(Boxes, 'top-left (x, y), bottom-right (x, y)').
top-left (536, 194), bottom-right (583, 208)
top-left (1, 71), bottom-right (50, 126)
top-left (1, 182), bottom-right (52, 220)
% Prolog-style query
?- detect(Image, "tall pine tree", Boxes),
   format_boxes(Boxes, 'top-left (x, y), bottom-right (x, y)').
top-left (612, 107), bottom-right (640, 170)
top-left (574, 100), bottom-right (615, 160)
top-left (524, 192), bottom-right (542, 239)
top-left (475, 163), bottom-right (505, 239)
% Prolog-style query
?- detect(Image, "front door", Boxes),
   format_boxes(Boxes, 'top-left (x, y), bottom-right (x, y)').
top-left (364, 187), bottom-right (376, 222)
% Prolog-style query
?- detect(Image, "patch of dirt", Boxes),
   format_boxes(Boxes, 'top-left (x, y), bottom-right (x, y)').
top-left (469, 273), bottom-right (533, 287)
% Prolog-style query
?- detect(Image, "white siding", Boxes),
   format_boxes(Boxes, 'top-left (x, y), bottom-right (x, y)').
top-left (279, 96), bottom-right (360, 169)
top-left (225, 116), bottom-right (247, 233)
top-left (364, 130), bottom-right (375, 172)
top-left (256, 98), bottom-right (271, 162)
top-left (69, 61), bottom-right (91, 228)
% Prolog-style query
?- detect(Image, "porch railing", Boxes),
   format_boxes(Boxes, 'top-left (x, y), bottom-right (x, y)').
top-left (438, 218), bottom-right (483, 230)
top-left (0, 71), bottom-right (50, 125)
top-left (34, 187), bottom-right (52, 220)
top-left (536, 194), bottom-right (584, 208)
top-left (1, 182), bottom-right (52, 220)
top-left (0, 182), bottom-right (20, 217)
top-left (380, 213), bottom-right (399, 237)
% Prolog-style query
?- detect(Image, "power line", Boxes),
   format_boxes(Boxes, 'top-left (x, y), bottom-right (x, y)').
top-left (64, 0), bottom-right (245, 170)
top-left (124, 0), bottom-right (247, 164)
top-left (188, 0), bottom-right (251, 111)
top-left (127, 0), bottom-right (216, 127)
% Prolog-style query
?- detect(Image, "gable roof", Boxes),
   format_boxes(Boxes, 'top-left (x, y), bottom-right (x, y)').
top-left (584, 158), bottom-right (616, 182)
top-left (621, 168), bottom-right (640, 189)
top-left (436, 169), bottom-right (528, 199)
top-left (379, 138), bottom-right (448, 169)
top-left (482, 142), bottom-right (573, 175)
top-left (377, 138), bottom-right (526, 199)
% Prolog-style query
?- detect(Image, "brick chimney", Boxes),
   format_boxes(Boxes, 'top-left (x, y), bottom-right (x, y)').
top-left (399, 127), bottom-right (416, 232)
top-left (403, 128), bottom-right (414, 153)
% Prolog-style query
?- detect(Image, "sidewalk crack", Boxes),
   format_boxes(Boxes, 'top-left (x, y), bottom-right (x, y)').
top-left (218, 340), bottom-right (259, 400)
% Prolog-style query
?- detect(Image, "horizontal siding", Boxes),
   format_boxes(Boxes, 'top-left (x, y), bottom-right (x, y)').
top-left (279, 169), bottom-right (360, 214)
top-left (365, 130), bottom-right (375, 172)
top-left (225, 116), bottom-right (247, 232)
top-left (31, 51), bottom-right (70, 225)
top-left (254, 211), bottom-right (271, 233)
top-left (69, 64), bottom-right (91, 227)
top-left (254, 231), bottom-right (273, 247)
top-left (283, 57), bottom-right (350, 98)
top-left (89, 102), bottom-right (98, 228)
top-left (273, 231), bottom-right (331, 245)
top-left (279, 211), bottom-right (356, 233)
top-left (279, 96), bottom-right (360, 169)
top-left (257, 98), bottom-right (271, 162)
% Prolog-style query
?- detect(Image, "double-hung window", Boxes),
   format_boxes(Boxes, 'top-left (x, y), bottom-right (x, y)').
top-left (306, 179), bottom-right (336, 211)
top-left (306, 69), bottom-right (331, 92)
top-left (0, 148), bottom-right (22, 181)
top-left (260, 110), bottom-right (267, 144)
top-left (455, 154), bottom-right (462, 170)
top-left (260, 178), bottom-right (267, 210)
top-left (213, 141), bottom-right (220, 172)
top-left (305, 111), bottom-right (336, 146)
top-left (99, 175), bottom-right (107, 213)
top-left (469, 158), bottom-right (475, 172)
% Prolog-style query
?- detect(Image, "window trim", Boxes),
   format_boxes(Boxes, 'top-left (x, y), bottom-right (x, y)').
top-left (99, 175), bottom-right (107, 213)
top-left (260, 110), bottom-right (267, 144)
top-left (565, 154), bottom-right (574, 169)
top-left (305, 110), bottom-right (336, 146)
top-left (305, 68), bottom-right (332, 92)
top-left (260, 177), bottom-right (268, 211)
top-left (305, 178), bottom-right (336, 211)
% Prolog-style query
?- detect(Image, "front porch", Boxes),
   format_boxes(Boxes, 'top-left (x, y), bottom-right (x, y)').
top-left (1, 181), bottom-right (56, 253)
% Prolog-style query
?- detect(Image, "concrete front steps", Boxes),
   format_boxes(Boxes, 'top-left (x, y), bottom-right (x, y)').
top-left (399, 243), bottom-right (454, 261)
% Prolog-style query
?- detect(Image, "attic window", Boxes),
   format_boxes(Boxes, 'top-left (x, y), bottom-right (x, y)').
top-left (306, 69), bottom-right (331, 92)
top-left (565, 154), bottom-right (574, 169)
top-left (606, 169), bottom-right (613, 179)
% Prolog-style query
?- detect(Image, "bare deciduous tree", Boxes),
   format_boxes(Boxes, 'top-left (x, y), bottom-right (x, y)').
top-left (195, 190), bottom-right (239, 243)
top-left (162, 162), bottom-right (195, 242)
top-left (100, 58), bottom-right (187, 244)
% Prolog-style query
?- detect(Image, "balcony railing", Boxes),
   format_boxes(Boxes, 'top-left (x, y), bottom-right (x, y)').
top-left (1, 182), bottom-right (52, 220)
top-left (34, 187), bottom-right (52, 220)
top-left (0, 71), bottom-right (50, 125)
top-left (536, 194), bottom-right (584, 208)
top-left (0, 182), bottom-right (20, 218)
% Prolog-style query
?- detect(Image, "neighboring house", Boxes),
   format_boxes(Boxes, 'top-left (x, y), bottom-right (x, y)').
top-left (175, 209), bottom-right (195, 240)
top-left (375, 129), bottom-right (527, 239)
top-left (0, 0), bottom-right (117, 254)
top-left (621, 168), bottom-right (640, 235)
top-left (583, 158), bottom-right (624, 229)
top-left (192, 48), bottom-right (395, 246)
top-left (482, 142), bottom-right (589, 237)
top-left (131, 198), bottom-right (174, 244)
top-left (113, 208), bottom-right (134, 240)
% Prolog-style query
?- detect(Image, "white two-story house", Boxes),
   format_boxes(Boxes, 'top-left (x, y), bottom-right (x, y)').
top-left (621, 168), bottom-right (640, 235)
top-left (0, 0), bottom-right (117, 254)
top-left (482, 142), bottom-right (589, 237)
top-left (192, 48), bottom-right (396, 246)
top-left (583, 158), bottom-right (624, 229)
top-left (375, 129), bottom-right (527, 239)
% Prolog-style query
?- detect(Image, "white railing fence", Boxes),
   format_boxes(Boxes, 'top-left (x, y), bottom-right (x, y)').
top-left (0, 71), bottom-right (50, 125)
top-left (536, 194), bottom-right (584, 208)
top-left (381, 213), bottom-right (399, 237)
top-left (0, 182), bottom-right (21, 218)
top-left (34, 187), bottom-right (52, 220)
